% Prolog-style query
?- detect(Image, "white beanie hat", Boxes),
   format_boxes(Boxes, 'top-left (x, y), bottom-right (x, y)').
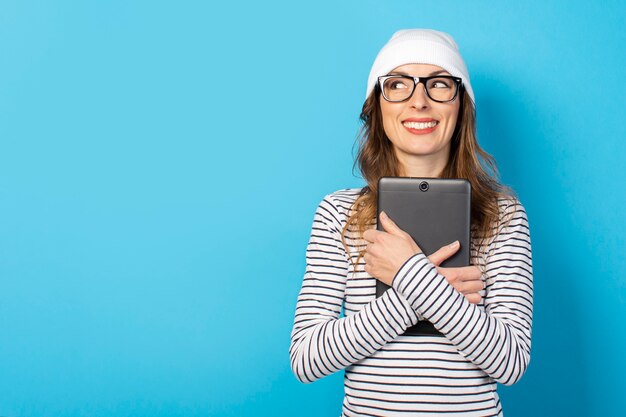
top-left (366, 29), bottom-right (474, 105)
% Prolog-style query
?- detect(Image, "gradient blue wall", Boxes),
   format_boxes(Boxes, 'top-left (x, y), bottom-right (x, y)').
top-left (1, 1), bottom-right (624, 416)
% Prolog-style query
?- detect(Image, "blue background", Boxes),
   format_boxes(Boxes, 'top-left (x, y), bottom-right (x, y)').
top-left (1, 0), bottom-right (625, 416)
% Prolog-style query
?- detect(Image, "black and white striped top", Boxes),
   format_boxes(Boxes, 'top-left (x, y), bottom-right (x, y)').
top-left (289, 188), bottom-right (533, 416)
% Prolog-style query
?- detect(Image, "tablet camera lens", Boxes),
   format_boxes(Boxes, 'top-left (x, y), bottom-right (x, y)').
top-left (419, 181), bottom-right (429, 192)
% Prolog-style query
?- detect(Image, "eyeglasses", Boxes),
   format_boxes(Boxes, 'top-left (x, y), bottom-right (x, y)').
top-left (377, 75), bottom-right (462, 103)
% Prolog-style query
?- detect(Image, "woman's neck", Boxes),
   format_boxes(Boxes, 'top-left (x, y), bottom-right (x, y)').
top-left (396, 153), bottom-right (449, 178)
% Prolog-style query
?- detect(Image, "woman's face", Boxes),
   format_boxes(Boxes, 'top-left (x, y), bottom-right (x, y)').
top-left (380, 63), bottom-right (461, 176)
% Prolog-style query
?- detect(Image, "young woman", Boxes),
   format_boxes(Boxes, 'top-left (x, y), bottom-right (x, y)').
top-left (289, 29), bottom-right (533, 416)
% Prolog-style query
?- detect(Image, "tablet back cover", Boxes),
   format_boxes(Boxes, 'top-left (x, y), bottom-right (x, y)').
top-left (376, 177), bottom-right (471, 334)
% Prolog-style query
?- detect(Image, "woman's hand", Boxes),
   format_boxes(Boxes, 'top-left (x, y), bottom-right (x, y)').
top-left (363, 211), bottom-right (421, 286)
top-left (428, 240), bottom-right (485, 304)
top-left (363, 211), bottom-right (484, 304)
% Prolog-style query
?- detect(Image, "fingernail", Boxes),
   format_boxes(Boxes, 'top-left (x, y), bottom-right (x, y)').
top-left (380, 211), bottom-right (387, 220)
top-left (449, 240), bottom-right (459, 248)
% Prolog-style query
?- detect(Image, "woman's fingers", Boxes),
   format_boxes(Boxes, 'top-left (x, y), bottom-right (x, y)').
top-left (456, 265), bottom-right (482, 281)
top-left (378, 211), bottom-right (422, 254)
top-left (465, 293), bottom-right (482, 304)
top-left (362, 216), bottom-right (423, 286)
top-left (428, 241), bottom-right (460, 266)
top-left (363, 229), bottom-right (384, 242)
top-left (436, 265), bottom-right (484, 304)
top-left (379, 211), bottom-right (407, 238)
top-left (454, 279), bottom-right (485, 294)
top-left (436, 265), bottom-right (481, 282)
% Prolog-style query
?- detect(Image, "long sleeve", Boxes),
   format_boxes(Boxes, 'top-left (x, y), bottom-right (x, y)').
top-left (391, 199), bottom-right (533, 385)
top-left (289, 195), bottom-right (420, 383)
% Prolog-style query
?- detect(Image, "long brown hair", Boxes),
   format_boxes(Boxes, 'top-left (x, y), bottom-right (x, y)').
top-left (342, 85), bottom-right (512, 267)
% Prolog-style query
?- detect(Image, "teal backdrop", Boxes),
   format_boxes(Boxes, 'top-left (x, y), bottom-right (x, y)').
top-left (1, 0), bottom-right (625, 416)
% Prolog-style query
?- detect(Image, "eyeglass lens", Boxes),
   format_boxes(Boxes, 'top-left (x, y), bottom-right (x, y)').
top-left (382, 77), bottom-right (458, 102)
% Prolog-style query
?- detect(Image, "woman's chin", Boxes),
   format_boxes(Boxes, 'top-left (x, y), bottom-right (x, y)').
top-left (397, 144), bottom-right (448, 159)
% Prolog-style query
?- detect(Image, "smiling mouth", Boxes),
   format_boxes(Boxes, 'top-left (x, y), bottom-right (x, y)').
top-left (402, 120), bottom-right (439, 129)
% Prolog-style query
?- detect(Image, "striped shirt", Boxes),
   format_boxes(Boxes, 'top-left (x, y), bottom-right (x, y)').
top-left (289, 188), bottom-right (533, 416)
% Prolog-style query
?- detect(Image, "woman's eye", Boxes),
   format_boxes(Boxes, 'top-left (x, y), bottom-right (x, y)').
top-left (431, 80), bottom-right (452, 88)
top-left (388, 80), bottom-right (409, 90)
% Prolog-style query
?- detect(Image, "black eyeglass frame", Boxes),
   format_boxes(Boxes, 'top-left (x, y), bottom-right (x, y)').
top-left (377, 75), bottom-right (463, 103)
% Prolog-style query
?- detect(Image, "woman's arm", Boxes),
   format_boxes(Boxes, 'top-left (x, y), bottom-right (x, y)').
top-left (391, 200), bottom-right (533, 385)
top-left (289, 195), bottom-right (420, 383)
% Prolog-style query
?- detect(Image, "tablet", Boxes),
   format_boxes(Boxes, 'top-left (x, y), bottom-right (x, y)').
top-left (376, 177), bottom-right (471, 336)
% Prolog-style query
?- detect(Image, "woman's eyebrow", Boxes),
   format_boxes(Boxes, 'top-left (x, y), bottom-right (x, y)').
top-left (388, 69), bottom-right (450, 76)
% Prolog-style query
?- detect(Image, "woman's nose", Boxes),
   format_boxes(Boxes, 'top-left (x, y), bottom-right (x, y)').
top-left (409, 82), bottom-right (430, 109)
